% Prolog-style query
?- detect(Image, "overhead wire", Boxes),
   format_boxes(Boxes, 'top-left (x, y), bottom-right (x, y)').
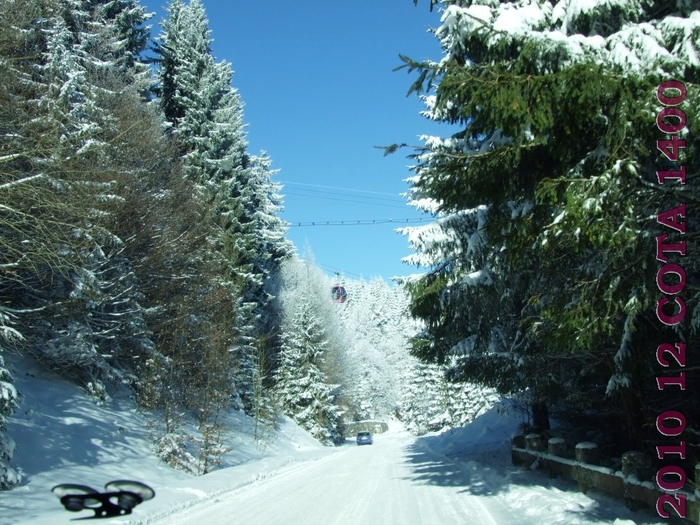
top-left (279, 180), bottom-right (402, 197)
top-left (287, 218), bottom-right (428, 227)
top-left (283, 187), bottom-right (404, 205)
top-left (281, 179), bottom-right (424, 227)
top-left (283, 190), bottom-right (409, 210)
top-left (317, 262), bottom-right (365, 279)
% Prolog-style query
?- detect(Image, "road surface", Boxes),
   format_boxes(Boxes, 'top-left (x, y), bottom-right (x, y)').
top-left (158, 430), bottom-right (517, 525)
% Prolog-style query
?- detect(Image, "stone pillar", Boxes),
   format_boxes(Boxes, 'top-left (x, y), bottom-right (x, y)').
top-left (575, 442), bottom-right (599, 465)
top-left (548, 437), bottom-right (567, 457)
top-left (575, 442), bottom-right (598, 493)
top-left (621, 451), bottom-right (651, 482)
top-left (511, 435), bottom-right (526, 449)
top-left (526, 433), bottom-right (545, 452)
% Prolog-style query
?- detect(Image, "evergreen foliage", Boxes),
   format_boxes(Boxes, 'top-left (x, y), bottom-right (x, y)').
top-left (275, 257), bottom-right (345, 445)
top-left (153, 0), bottom-right (292, 417)
top-left (0, 355), bottom-right (20, 489)
top-left (0, 0), bottom-right (156, 484)
top-left (399, 360), bottom-right (497, 435)
top-left (400, 0), bottom-right (699, 449)
top-left (0, 0), bottom-right (293, 481)
top-left (0, 0), bottom-right (155, 387)
top-left (275, 294), bottom-right (343, 445)
top-left (275, 255), bottom-right (496, 436)
top-left (335, 277), bottom-right (418, 420)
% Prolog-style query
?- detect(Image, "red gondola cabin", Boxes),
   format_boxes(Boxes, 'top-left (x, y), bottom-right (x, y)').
top-left (331, 285), bottom-right (347, 303)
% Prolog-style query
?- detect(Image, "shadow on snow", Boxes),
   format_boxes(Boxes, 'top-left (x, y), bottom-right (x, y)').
top-left (400, 414), bottom-right (689, 525)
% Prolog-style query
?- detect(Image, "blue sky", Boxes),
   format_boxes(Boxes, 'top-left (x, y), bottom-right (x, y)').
top-left (143, 1), bottom-right (449, 281)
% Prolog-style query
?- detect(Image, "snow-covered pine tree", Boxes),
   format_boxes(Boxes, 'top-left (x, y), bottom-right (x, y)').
top-left (398, 357), bottom-right (498, 434)
top-left (273, 255), bottom-right (349, 442)
top-left (156, 0), bottom-right (247, 185)
top-left (245, 152), bottom-right (294, 320)
top-left (58, 0), bottom-right (150, 76)
top-left (275, 295), bottom-right (343, 445)
top-left (399, 361), bottom-right (449, 435)
top-left (155, 0), bottom-right (293, 419)
top-left (154, 0), bottom-right (257, 410)
top-left (0, 0), bottom-right (154, 395)
top-left (399, 0), bottom-right (699, 447)
top-left (0, 354), bottom-right (20, 490)
top-left (225, 153), bottom-right (295, 410)
top-left (242, 153), bottom-right (293, 415)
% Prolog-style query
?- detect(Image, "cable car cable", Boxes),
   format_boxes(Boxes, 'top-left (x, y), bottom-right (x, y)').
top-left (318, 263), bottom-right (364, 279)
top-left (286, 218), bottom-right (428, 227)
top-left (283, 190), bottom-right (408, 210)
top-left (282, 186), bottom-right (403, 204)
top-left (279, 180), bottom-right (400, 197)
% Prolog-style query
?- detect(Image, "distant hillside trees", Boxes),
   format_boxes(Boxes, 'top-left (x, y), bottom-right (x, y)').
top-left (335, 277), bottom-right (417, 420)
top-left (274, 256), bottom-right (496, 436)
top-left (274, 257), bottom-right (345, 444)
top-left (399, 361), bottom-right (498, 435)
top-left (398, 0), bottom-right (699, 449)
top-left (275, 296), bottom-right (344, 445)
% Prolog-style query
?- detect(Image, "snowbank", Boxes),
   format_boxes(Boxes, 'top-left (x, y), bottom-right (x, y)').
top-left (0, 354), bottom-right (334, 525)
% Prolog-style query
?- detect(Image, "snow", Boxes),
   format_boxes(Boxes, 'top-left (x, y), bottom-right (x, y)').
top-left (0, 354), bottom-right (329, 525)
top-left (492, 1), bottom-right (548, 33)
top-left (397, 403), bottom-right (673, 525)
top-left (436, 0), bottom-right (700, 76)
top-left (0, 381), bottom-right (17, 403)
top-left (463, 268), bottom-right (493, 286)
top-left (0, 360), bottom-right (679, 525)
top-left (508, 199), bottom-right (534, 219)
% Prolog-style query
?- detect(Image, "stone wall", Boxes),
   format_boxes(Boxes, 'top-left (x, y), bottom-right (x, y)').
top-left (511, 434), bottom-right (699, 523)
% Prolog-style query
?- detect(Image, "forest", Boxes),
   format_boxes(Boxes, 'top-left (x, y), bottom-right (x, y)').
top-left (0, 0), bottom-right (497, 487)
top-left (1, 0), bottom-right (699, 493)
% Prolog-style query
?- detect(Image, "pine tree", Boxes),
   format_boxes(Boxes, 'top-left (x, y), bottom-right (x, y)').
top-left (275, 296), bottom-right (343, 445)
top-left (0, 0), bottom-right (155, 395)
top-left (0, 354), bottom-right (20, 490)
top-left (400, 361), bottom-right (448, 435)
top-left (154, 0), bottom-right (293, 417)
top-left (58, 0), bottom-right (150, 75)
top-left (154, 0), bottom-right (254, 408)
top-left (274, 255), bottom-right (349, 443)
top-left (400, 0), bottom-right (699, 447)
top-left (245, 152), bottom-right (294, 316)
top-left (242, 153), bottom-right (293, 412)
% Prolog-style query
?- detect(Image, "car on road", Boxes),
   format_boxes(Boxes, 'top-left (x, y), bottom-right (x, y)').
top-left (356, 431), bottom-right (373, 445)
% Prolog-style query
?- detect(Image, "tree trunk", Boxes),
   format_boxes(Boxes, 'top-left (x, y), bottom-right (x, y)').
top-left (532, 402), bottom-right (550, 431)
top-left (619, 385), bottom-right (646, 450)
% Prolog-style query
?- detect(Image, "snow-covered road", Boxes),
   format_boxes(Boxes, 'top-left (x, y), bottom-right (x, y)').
top-left (158, 431), bottom-right (516, 525)
top-left (4, 356), bottom-right (676, 525)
